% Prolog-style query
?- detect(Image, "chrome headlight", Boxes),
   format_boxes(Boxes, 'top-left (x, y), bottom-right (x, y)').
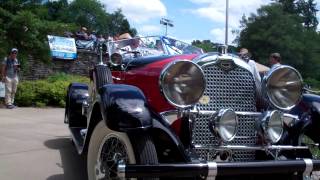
top-left (160, 60), bottom-right (206, 108)
top-left (211, 109), bottom-right (238, 142)
top-left (260, 110), bottom-right (284, 143)
top-left (264, 65), bottom-right (303, 110)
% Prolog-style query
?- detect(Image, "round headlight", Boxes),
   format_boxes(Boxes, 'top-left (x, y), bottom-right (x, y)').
top-left (265, 110), bottom-right (283, 143)
top-left (160, 60), bottom-right (205, 108)
top-left (213, 109), bottom-right (238, 142)
top-left (264, 65), bottom-right (303, 110)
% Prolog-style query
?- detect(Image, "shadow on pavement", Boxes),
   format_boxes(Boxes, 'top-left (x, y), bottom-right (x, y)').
top-left (44, 138), bottom-right (87, 180)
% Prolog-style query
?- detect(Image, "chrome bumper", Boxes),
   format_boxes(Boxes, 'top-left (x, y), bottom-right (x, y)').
top-left (117, 159), bottom-right (320, 179)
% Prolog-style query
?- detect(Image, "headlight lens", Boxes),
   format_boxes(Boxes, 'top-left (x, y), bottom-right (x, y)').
top-left (160, 60), bottom-right (205, 108)
top-left (264, 65), bottom-right (303, 110)
top-left (264, 110), bottom-right (283, 143)
top-left (214, 109), bottom-right (238, 142)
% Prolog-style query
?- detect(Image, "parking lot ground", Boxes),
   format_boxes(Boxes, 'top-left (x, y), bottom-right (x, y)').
top-left (0, 107), bottom-right (87, 180)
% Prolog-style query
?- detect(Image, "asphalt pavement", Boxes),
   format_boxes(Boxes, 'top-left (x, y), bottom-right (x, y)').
top-left (0, 107), bottom-right (87, 180)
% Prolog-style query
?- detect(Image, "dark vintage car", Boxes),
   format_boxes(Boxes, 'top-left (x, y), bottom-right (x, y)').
top-left (65, 36), bottom-right (320, 179)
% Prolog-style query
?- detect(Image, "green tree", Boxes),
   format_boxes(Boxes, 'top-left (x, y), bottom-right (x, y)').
top-left (108, 9), bottom-right (136, 36)
top-left (0, 0), bottom-right (76, 63)
top-left (238, 2), bottom-right (320, 87)
top-left (239, 4), bottom-right (305, 66)
top-left (46, 0), bottom-right (69, 21)
top-left (297, 0), bottom-right (318, 30)
top-left (65, 0), bottom-right (110, 34)
top-left (273, 0), bottom-right (318, 29)
top-left (63, 0), bottom-right (136, 36)
top-left (0, 0), bottom-right (137, 63)
top-left (192, 40), bottom-right (216, 52)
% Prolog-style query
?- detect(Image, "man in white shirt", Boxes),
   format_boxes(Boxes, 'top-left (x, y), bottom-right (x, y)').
top-left (269, 52), bottom-right (281, 69)
top-left (239, 48), bottom-right (261, 82)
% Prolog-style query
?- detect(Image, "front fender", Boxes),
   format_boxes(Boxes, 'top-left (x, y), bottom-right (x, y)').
top-left (284, 93), bottom-right (320, 146)
top-left (99, 84), bottom-right (152, 131)
top-left (65, 83), bottom-right (88, 127)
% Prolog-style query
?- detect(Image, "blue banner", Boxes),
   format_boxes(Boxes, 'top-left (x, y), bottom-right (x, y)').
top-left (48, 35), bottom-right (77, 60)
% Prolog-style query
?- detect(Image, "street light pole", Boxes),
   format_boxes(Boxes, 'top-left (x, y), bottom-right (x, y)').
top-left (225, 0), bottom-right (229, 46)
top-left (160, 18), bottom-right (174, 36)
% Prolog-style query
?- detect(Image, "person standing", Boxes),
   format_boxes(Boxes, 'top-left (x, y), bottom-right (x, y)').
top-left (238, 48), bottom-right (261, 82)
top-left (269, 52), bottom-right (281, 69)
top-left (1, 48), bottom-right (20, 109)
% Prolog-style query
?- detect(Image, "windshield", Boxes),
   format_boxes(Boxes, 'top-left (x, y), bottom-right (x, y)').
top-left (161, 36), bottom-right (203, 55)
top-left (107, 36), bottom-right (203, 59)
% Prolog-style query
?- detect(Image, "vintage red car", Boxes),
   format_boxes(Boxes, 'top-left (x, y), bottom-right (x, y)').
top-left (65, 36), bottom-right (320, 179)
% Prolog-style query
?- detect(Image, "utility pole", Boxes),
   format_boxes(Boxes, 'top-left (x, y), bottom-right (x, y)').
top-left (160, 18), bottom-right (174, 36)
top-left (225, 0), bottom-right (229, 46)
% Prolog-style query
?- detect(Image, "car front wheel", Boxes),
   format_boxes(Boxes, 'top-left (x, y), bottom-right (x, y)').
top-left (87, 121), bottom-right (158, 180)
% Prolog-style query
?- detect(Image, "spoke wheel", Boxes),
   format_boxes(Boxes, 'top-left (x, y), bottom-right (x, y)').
top-left (88, 121), bottom-right (158, 180)
top-left (97, 135), bottom-right (131, 179)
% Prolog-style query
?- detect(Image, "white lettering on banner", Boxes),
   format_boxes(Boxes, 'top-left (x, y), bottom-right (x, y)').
top-left (47, 35), bottom-right (77, 60)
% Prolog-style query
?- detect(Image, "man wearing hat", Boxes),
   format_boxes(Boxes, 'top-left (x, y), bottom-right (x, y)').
top-left (1, 48), bottom-right (20, 109)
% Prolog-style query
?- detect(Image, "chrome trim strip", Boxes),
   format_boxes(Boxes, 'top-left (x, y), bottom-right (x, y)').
top-left (194, 144), bottom-right (309, 151)
top-left (283, 113), bottom-right (298, 119)
top-left (194, 53), bottom-right (254, 76)
top-left (117, 163), bottom-right (126, 178)
top-left (160, 110), bottom-right (179, 125)
top-left (190, 109), bottom-right (298, 119)
top-left (190, 109), bottom-right (262, 117)
top-left (303, 159), bottom-right (313, 176)
top-left (207, 162), bottom-right (217, 179)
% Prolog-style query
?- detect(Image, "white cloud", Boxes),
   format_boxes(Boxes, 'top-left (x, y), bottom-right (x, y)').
top-left (190, 0), bottom-right (271, 28)
top-left (100, 0), bottom-right (167, 24)
top-left (189, 0), bottom-right (272, 43)
top-left (210, 28), bottom-right (225, 43)
top-left (210, 28), bottom-right (237, 44)
top-left (139, 25), bottom-right (162, 35)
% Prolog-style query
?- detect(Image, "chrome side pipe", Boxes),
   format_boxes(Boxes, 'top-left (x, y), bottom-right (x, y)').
top-left (194, 144), bottom-right (309, 151)
top-left (117, 159), bottom-right (320, 179)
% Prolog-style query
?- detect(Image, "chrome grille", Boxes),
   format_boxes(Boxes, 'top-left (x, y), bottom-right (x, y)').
top-left (193, 64), bottom-right (257, 161)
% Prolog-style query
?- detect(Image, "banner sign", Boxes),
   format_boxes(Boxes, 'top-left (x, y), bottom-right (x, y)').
top-left (47, 35), bottom-right (77, 60)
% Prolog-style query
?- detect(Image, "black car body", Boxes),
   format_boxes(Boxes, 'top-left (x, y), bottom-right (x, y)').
top-left (65, 36), bottom-right (320, 179)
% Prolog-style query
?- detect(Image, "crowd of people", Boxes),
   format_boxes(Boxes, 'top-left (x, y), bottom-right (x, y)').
top-left (238, 47), bottom-right (282, 82)
top-left (74, 27), bottom-right (106, 42)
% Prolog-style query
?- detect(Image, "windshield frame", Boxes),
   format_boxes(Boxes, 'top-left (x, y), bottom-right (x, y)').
top-left (107, 35), bottom-right (203, 60)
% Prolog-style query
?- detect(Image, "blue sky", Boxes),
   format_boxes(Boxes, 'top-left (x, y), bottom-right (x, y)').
top-left (100, 0), bottom-right (320, 44)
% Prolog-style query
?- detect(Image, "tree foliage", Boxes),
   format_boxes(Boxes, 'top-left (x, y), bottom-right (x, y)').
top-left (191, 40), bottom-right (216, 52)
top-left (238, 0), bottom-right (320, 87)
top-left (0, 0), bottom-right (136, 65)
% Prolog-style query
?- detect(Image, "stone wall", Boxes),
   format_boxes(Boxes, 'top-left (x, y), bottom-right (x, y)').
top-left (22, 50), bottom-right (99, 80)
